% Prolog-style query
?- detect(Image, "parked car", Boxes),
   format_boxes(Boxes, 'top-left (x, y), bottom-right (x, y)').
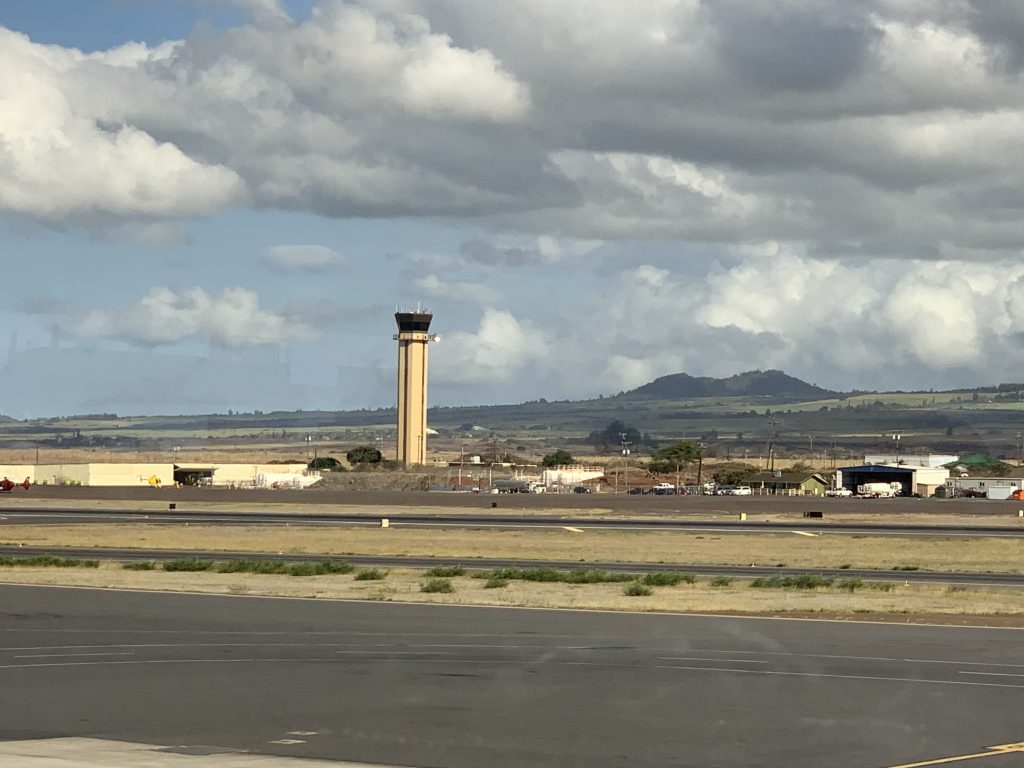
top-left (826, 487), bottom-right (853, 497)
top-left (715, 485), bottom-right (736, 495)
top-left (731, 485), bottom-right (752, 496)
top-left (627, 487), bottom-right (644, 495)
top-left (573, 486), bottom-right (592, 494)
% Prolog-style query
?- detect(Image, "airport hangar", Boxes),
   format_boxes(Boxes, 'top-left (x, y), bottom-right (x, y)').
top-left (836, 464), bottom-right (949, 496)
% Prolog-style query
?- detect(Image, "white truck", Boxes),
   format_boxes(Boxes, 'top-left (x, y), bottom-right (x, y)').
top-left (856, 481), bottom-right (902, 498)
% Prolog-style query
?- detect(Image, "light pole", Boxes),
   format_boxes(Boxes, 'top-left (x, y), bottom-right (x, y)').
top-left (891, 433), bottom-right (901, 465)
top-left (616, 432), bottom-right (631, 494)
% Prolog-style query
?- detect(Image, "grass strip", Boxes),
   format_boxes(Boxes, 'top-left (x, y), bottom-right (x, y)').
top-left (750, 574), bottom-right (834, 590)
top-left (122, 561), bottom-right (157, 571)
top-left (162, 558), bottom-right (215, 572)
top-left (0, 555), bottom-right (99, 568)
top-left (424, 565), bottom-right (465, 577)
top-left (473, 567), bottom-right (637, 584)
top-left (641, 571), bottom-right (696, 587)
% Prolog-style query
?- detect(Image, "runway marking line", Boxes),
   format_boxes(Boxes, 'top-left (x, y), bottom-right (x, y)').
top-left (562, 526), bottom-right (584, 533)
top-left (887, 741), bottom-right (1024, 767)
top-left (268, 738), bottom-right (306, 745)
top-left (791, 530), bottom-right (818, 537)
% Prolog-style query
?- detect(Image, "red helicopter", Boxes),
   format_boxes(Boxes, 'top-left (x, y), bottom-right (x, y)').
top-left (0, 477), bottom-right (31, 493)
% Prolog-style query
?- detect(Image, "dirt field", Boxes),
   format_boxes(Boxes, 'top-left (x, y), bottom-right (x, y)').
top-left (3, 523), bottom-right (1023, 572)
top-left (2, 564), bottom-right (1024, 626)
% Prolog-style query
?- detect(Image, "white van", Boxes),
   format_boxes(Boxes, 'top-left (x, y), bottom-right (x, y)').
top-left (732, 486), bottom-right (752, 496)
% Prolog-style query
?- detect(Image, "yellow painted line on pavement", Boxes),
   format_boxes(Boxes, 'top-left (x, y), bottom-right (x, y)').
top-left (791, 530), bottom-right (818, 537)
top-left (563, 526), bottom-right (585, 533)
top-left (888, 741), bottom-right (1024, 767)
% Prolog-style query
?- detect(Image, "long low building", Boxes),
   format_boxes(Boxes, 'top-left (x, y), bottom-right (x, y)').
top-left (0, 463), bottom-right (320, 488)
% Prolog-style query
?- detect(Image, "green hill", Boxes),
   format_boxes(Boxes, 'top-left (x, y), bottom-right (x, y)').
top-left (622, 369), bottom-right (835, 401)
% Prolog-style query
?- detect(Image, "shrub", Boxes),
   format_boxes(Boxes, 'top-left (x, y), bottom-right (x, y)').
top-left (566, 568), bottom-right (613, 584)
top-left (892, 565), bottom-right (920, 571)
top-left (122, 561), bottom-right (156, 571)
top-left (946, 585), bottom-right (969, 593)
top-left (641, 571), bottom-right (696, 587)
top-left (869, 582), bottom-right (896, 592)
top-left (425, 565), bottom-right (465, 577)
top-left (346, 446), bottom-right (383, 465)
top-left (421, 578), bottom-right (454, 593)
top-left (354, 568), bottom-right (386, 581)
top-left (162, 558), bottom-right (214, 572)
top-left (0, 555), bottom-right (99, 568)
top-left (623, 582), bottom-right (653, 597)
top-left (750, 574), bottom-right (833, 590)
top-left (836, 578), bottom-right (863, 593)
top-left (838, 564), bottom-right (852, 569)
top-left (710, 575), bottom-right (734, 587)
top-left (483, 577), bottom-right (509, 589)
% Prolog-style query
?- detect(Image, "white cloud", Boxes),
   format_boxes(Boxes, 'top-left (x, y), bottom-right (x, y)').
top-left (262, 244), bottom-right (344, 272)
top-left (0, 30), bottom-right (243, 221)
top-left (76, 286), bottom-right (313, 347)
top-left (411, 274), bottom-right (498, 305)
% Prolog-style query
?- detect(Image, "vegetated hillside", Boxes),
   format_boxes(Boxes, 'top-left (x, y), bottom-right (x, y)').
top-left (621, 369), bottom-right (836, 401)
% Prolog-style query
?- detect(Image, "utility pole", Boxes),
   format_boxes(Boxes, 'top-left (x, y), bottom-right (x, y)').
top-left (765, 418), bottom-right (780, 472)
top-left (616, 432), bottom-right (631, 494)
top-left (1017, 431), bottom-right (1022, 468)
top-left (696, 442), bottom-right (705, 490)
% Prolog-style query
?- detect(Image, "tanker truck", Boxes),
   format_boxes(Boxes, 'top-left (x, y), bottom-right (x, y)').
top-left (856, 481), bottom-right (903, 498)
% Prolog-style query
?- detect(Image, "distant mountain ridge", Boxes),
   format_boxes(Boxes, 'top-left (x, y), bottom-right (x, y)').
top-left (621, 369), bottom-right (836, 400)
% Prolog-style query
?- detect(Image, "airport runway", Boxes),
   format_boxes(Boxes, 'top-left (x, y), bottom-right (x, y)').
top-left (12, 485), bottom-right (1024, 516)
top-left (2, 545), bottom-right (1022, 586)
top-left (4, 507), bottom-right (1024, 538)
top-left (1, 585), bottom-right (1022, 768)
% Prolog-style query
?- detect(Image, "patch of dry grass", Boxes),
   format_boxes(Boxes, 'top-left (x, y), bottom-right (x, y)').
top-left (2, 523), bottom-right (1024, 573)
top-left (2, 564), bottom-right (1024, 624)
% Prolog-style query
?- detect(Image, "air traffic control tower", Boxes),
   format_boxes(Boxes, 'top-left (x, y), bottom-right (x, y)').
top-left (393, 309), bottom-right (438, 466)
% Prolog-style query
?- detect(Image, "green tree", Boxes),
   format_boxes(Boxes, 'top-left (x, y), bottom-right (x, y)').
top-left (346, 446), bottom-right (383, 464)
top-left (587, 420), bottom-right (641, 451)
top-left (647, 440), bottom-right (701, 475)
top-left (541, 449), bottom-right (575, 467)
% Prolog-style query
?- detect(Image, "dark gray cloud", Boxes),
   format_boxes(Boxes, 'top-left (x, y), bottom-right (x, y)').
top-left (706, 1), bottom-right (880, 92)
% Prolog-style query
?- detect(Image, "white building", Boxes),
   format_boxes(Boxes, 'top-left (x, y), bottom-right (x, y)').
top-left (864, 454), bottom-right (958, 468)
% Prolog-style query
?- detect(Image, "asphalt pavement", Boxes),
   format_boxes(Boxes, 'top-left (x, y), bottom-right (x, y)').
top-left (1, 585), bottom-right (1023, 767)
top-left (4, 506), bottom-right (1024, 539)
top-left (12, 485), bottom-right (1024, 516)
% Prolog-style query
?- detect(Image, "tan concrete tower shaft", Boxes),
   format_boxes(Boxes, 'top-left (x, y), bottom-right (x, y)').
top-left (394, 311), bottom-right (435, 466)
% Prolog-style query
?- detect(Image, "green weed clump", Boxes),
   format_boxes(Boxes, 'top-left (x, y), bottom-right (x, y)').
top-left (0, 555), bottom-right (99, 568)
top-left (750, 574), bottom-right (833, 590)
top-left (424, 565), bottom-right (465, 577)
top-left (354, 568), bottom-right (387, 581)
top-left (474, 567), bottom-right (637, 584)
top-left (122, 561), bottom-right (157, 571)
top-left (162, 558), bottom-right (214, 572)
top-left (421, 578), bottom-right (454, 593)
top-left (623, 582), bottom-right (653, 597)
top-left (710, 575), bottom-right (734, 587)
top-left (641, 571), bottom-right (696, 587)
top-left (836, 578), bottom-right (863, 593)
top-left (892, 565), bottom-right (920, 571)
top-left (869, 582), bottom-right (896, 592)
top-left (483, 577), bottom-right (509, 589)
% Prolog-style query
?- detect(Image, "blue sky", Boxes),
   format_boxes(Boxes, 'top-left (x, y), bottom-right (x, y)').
top-left (2, 1), bottom-right (1024, 417)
